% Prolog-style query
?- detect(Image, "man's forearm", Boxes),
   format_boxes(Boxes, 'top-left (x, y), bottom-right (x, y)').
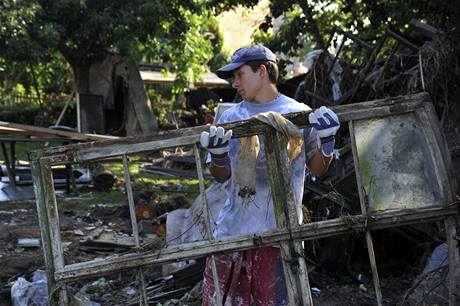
top-left (308, 149), bottom-right (333, 177)
top-left (210, 164), bottom-right (231, 183)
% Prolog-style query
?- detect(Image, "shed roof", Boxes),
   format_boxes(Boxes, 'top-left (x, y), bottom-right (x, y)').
top-left (140, 71), bottom-right (229, 88)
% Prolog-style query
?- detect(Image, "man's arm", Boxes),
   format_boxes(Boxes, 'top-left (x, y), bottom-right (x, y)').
top-left (308, 149), bottom-right (333, 177)
top-left (307, 106), bottom-right (340, 177)
top-left (209, 164), bottom-right (231, 183)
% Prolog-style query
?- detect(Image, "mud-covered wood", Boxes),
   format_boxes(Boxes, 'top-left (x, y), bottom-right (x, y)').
top-left (54, 206), bottom-right (457, 283)
top-left (31, 157), bottom-right (68, 305)
top-left (0, 120), bottom-right (117, 141)
top-left (122, 155), bottom-right (149, 305)
top-left (419, 102), bottom-right (457, 203)
top-left (349, 120), bottom-right (383, 306)
top-left (444, 217), bottom-right (460, 306)
top-left (386, 29), bottom-right (420, 51)
top-left (193, 144), bottom-right (223, 306)
top-left (409, 19), bottom-right (442, 38)
top-left (265, 128), bottom-right (312, 306)
top-left (29, 93), bottom-right (430, 164)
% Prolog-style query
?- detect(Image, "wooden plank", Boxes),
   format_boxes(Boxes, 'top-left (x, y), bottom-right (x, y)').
top-left (193, 144), bottom-right (222, 306)
top-left (76, 135), bottom-right (198, 162)
top-left (349, 120), bottom-right (383, 306)
top-left (386, 29), bottom-right (419, 51)
top-left (1, 142), bottom-right (16, 188)
top-left (47, 99), bottom-right (427, 164)
top-left (0, 137), bottom-right (72, 142)
top-left (122, 155), bottom-right (149, 306)
top-left (265, 128), bottom-right (311, 305)
top-left (0, 121), bottom-right (118, 141)
top-left (414, 108), bottom-right (450, 205)
top-left (420, 101), bottom-right (457, 202)
top-left (365, 231), bottom-right (383, 306)
top-left (30, 93), bottom-right (430, 163)
top-left (444, 217), bottom-right (460, 306)
top-left (31, 157), bottom-right (68, 305)
top-left (409, 19), bottom-right (442, 38)
top-left (335, 27), bottom-right (374, 50)
top-left (54, 206), bottom-right (457, 283)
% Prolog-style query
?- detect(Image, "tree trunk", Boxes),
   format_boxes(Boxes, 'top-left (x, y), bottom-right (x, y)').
top-left (72, 63), bottom-right (91, 95)
top-left (3, 63), bottom-right (19, 107)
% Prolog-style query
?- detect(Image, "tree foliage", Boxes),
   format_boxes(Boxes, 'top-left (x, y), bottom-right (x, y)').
top-left (219, 0), bottom-right (460, 78)
top-left (2, 0), bottom-right (458, 96)
top-left (0, 0), bottom-right (226, 94)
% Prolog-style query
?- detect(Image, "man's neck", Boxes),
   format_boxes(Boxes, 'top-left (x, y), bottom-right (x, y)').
top-left (251, 84), bottom-right (279, 104)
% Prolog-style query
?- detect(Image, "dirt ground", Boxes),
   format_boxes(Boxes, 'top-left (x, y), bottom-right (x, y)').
top-left (0, 189), bottom-right (449, 306)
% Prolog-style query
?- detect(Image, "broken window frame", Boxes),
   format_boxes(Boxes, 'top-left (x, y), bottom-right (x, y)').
top-left (29, 92), bottom-right (459, 306)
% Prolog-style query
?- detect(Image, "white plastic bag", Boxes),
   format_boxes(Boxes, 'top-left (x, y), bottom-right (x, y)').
top-left (11, 275), bottom-right (48, 306)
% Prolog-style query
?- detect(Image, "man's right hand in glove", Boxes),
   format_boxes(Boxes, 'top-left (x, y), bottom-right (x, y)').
top-left (200, 126), bottom-right (232, 182)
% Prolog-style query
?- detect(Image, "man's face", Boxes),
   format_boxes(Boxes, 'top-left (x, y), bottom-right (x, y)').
top-left (231, 64), bottom-right (263, 102)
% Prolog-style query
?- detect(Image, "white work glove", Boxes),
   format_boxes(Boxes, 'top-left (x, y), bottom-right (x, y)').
top-left (200, 125), bottom-right (232, 167)
top-left (308, 106), bottom-right (340, 156)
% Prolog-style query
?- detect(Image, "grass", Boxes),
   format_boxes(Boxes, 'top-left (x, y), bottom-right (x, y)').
top-left (2, 142), bottom-right (209, 206)
top-left (102, 157), bottom-right (206, 202)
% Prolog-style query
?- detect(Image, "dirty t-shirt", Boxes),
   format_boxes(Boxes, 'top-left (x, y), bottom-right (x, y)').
top-left (213, 94), bottom-right (317, 238)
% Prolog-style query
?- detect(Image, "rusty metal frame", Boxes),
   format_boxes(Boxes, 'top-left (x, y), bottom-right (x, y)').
top-left (30, 93), bottom-right (459, 305)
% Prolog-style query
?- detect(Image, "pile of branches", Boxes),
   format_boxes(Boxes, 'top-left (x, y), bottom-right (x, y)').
top-left (300, 21), bottom-right (460, 155)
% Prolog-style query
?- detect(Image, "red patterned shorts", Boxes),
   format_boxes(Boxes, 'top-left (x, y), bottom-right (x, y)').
top-left (202, 246), bottom-right (288, 306)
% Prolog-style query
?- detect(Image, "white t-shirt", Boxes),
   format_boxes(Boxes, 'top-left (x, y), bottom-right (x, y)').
top-left (213, 94), bottom-right (317, 238)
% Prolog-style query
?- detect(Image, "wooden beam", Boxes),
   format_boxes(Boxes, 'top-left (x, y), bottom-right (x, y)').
top-left (386, 29), bottom-right (420, 51)
top-left (349, 120), bottom-right (383, 306)
top-left (1, 142), bottom-right (16, 188)
top-left (445, 217), bottom-right (460, 306)
top-left (334, 28), bottom-right (374, 50)
top-left (193, 144), bottom-right (223, 306)
top-left (265, 128), bottom-right (312, 306)
top-left (54, 206), bottom-right (456, 283)
top-left (31, 156), bottom-right (68, 305)
top-left (122, 155), bottom-right (149, 306)
top-left (30, 93), bottom-right (430, 164)
top-left (0, 121), bottom-right (118, 141)
top-left (409, 19), bottom-right (442, 39)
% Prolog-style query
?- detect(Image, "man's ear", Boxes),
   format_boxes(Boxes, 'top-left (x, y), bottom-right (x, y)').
top-left (258, 64), bottom-right (268, 78)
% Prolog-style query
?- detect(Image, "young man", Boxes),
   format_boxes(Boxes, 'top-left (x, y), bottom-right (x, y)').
top-left (200, 45), bottom-right (340, 305)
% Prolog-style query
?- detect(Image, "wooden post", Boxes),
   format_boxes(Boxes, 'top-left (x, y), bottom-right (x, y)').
top-left (193, 145), bottom-right (223, 306)
top-left (1, 142), bottom-right (16, 188)
top-left (264, 128), bottom-right (312, 306)
top-left (444, 217), bottom-right (460, 305)
top-left (31, 156), bottom-right (68, 305)
top-left (122, 155), bottom-right (149, 305)
top-left (10, 141), bottom-right (16, 181)
top-left (349, 120), bottom-right (384, 306)
top-left (76, 93), bottom-right (81, 133)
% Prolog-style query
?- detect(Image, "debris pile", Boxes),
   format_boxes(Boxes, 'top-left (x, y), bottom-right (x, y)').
top-left (297, 20), bottom-right (460, 161)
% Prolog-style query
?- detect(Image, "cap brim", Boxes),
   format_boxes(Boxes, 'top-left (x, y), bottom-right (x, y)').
top-left (216, 62), bottom-right (245, 79)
